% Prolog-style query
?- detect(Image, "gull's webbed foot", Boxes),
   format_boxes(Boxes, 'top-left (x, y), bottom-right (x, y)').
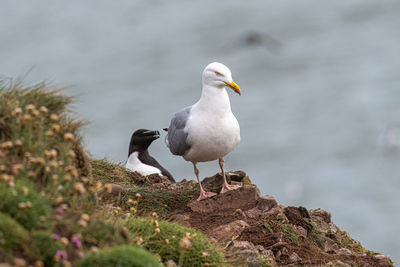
top-left (220, 183), bottom-right (241, 194)
top-left (197, 191), bottom-right (217, 201)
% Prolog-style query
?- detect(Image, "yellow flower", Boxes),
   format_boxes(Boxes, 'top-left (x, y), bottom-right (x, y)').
top-left (39, 106), bottom-right (48, 115)
top-left (127, 198), bottom-right (135, 206)
top-left (78, 219), bottom-right (88, 228)
top-left (179, 237), bottom-right (191, 250)
top-left (20, 186), bottom-right (29, 196)
top-left (63, 133), bottom-right (75, 142)
top-left (74, 182), bottom-right (86, 194)
top-left (12, 107), bottom-right (23, 116)
top-left (0, 173), bottom-right (10, 182)
top-left (14, 140), bottom-right (23, 147)
top-left (50, 114), bottom-right (59, 122)
top-left (45, 130), bottom-right (54, 137)
top-left (60, 237), bottom-right (69, 246)
top-left (202, 252), bottom-right (210, 258)
top-left (51, 124), bottom-right (60, 132)
top-left (129, 207), bottom-right (137, 214)
top-left (81, 213), bottom-right (90, 222)
top-left (1, 141), bottom-right (13, 150)
top-left (134, 237), bottom-right (143, 245)
top-left (25, 104), bottom-right (36, 113)
top-left (22, 114), bottom-right (32, 123)
top-left (31, 109), bottom-right (40, 117)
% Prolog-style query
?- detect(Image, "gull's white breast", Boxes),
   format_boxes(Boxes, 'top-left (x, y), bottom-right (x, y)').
top-left (183, 104), bottom-right (240, 162)
top-left (126, 152), bottom-right (162, 176)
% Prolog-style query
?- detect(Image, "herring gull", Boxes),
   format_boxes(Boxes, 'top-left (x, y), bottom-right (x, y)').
top-left (166, 62), bottom-right (241, 200)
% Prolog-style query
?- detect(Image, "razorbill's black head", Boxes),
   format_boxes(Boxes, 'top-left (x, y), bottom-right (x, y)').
top-left (126, 129), bottom-right (175, 182)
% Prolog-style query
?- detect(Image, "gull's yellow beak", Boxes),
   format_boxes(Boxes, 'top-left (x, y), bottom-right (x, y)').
top-left (224, 81), bottom-right (241, 95)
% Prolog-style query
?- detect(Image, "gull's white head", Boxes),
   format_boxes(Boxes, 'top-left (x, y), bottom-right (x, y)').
top-left (202, 62), bottom-right (241, 95)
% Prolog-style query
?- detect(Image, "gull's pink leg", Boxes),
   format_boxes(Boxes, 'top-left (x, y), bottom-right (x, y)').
top-left (219, 158), bottom-right (241, 194)
top-left (193, 162), bottom-right (216, 201)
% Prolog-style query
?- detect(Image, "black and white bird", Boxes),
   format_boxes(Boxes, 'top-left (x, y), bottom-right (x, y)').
top-left (166, 62), bottom-right (241, 200)
top-left (126, 129), bottom-right (175, 182)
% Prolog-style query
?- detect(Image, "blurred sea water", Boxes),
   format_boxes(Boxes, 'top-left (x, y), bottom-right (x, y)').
top-left (1, 0), bottom-right (400, 261)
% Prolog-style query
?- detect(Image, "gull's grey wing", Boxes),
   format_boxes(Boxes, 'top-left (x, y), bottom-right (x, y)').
top-left (167, 106), bottom-right (192, 155)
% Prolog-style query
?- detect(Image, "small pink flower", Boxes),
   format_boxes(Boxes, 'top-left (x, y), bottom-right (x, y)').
top-left (52, 234), bottom-right (61, 241)
top-left (71, 236), bottom-right (82, 248)
top-left (78, 251), bottom-right (85, 258)
top-left (55, 207), bottom-right (64, 215)
top-left (55, 250), bottom-right (68, 261)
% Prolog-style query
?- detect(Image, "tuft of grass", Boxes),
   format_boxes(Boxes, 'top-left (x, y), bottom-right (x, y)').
top-left (82, 220), bottom-right (130, 247)
top-left (0, 180), bottom-right (50, 230)
top-left (91, 159), bottom-right (145, 187)
top-left (91, 159), bottom-right (195, 218)
top-left (281, 225), bottom-right (299, 246)
top-left (0, 213), bottom-right (28, 258)
top-left (260, 222), bottom-right (273, 233)
top-left (28, 231), bottom-right (62, 266)
top-left (121, 187), bottom-right (194, 218)
top-left (78, 245), bottom-right (163, 267)
top-left (125, 218), bottom-right (223, 267)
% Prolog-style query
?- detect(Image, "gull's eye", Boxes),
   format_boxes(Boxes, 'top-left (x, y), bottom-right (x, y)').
top-left (214, 71), bottom-right (223, 76)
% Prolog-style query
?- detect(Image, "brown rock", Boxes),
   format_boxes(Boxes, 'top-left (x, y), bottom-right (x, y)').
top-left (209, 220), bottom-right (249, 242)
top-left (337, 248), bottom-right (351, 255)
top-left (324, 261), bottom-right (351, 267)
top-left (323, 238), bottom-right (340, 253)
top-left (310, 208), bottom-right (331, 223)
top-left (100, 184), bottom-right (125, 197)
top-left (292, 225), bottom-right (307, 237)
top-left (257, 195), bottom-right (277, 211)
top-left (226, 170), bottom-right (247, 182)
top-left (373, 254), bottom-right (393, 267)
top-left (244, 207), bottom-right (263, 219)
top-left (284, 206), bottom-right (313, 235)
top-left (289, 252), bottom-right (301, 263)
top-left (201, 171), bottom-right (247, 193)
top-left (226, 240), bottom-right (276, 267)
top-left (188, 185), bottom-right (259, 213)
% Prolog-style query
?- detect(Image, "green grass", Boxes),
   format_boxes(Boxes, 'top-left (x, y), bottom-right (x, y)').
top-left (0, 179), bottom-right (50, 230)
top-left (125, 217), bottom-right (223, 267)
top-left (91, 158), bottom-right (195, 218)
top-left (281, 225), bottom-right (299, 246)
top-left (0, 213), bottom-right (28, 258)
top-left (28, 231), bottom-right (62, 266)
top-left (78, 245), bottom-right (163, 267)
top-left (82, 220), bottom-right (130, 247)
top-left (91, 159), bottom-right (145, 187)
